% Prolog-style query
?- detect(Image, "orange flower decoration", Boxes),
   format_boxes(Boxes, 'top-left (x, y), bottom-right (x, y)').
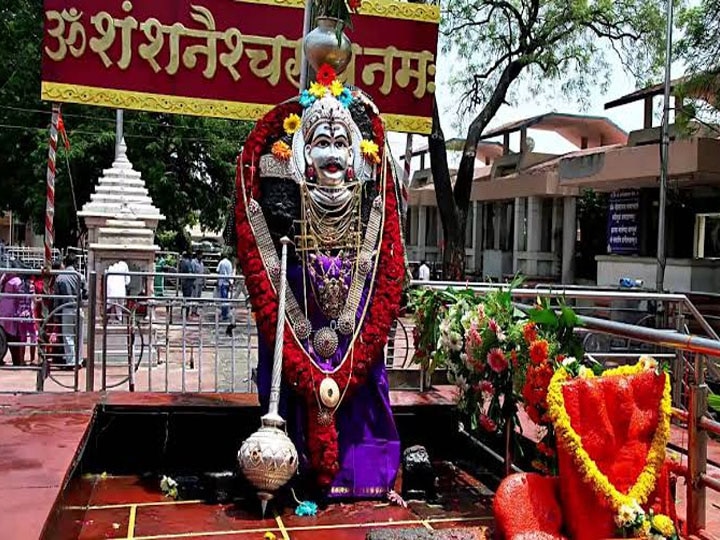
top-left (271, 140), bottom-right (292, 161)
top-left (529, 339), bottom-right (549, 365)
top-left (523, 322), bottom-right (538, 344)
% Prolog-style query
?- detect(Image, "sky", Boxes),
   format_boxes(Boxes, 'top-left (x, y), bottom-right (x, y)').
top-left (388, 44), bottom-right (686, 171)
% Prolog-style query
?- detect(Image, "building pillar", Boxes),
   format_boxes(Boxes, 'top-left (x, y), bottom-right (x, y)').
top-left (526, 196), bottom-right (542, 276)
top-left (512, 197), bottom-right (523, 273)
top-left (562, 197), bottom-right (577, 284)
top-left (469, 201), bottom-right (478, 273)
top-left (417, 206), bottom-right (427, 261)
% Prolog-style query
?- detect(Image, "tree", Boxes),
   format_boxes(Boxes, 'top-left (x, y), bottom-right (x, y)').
top-left (0, 0), bottom-right (251, 250)
top-left (676, 0), bottom-right (720, 123)
top-left (430, 0), bottom-right (672, 279)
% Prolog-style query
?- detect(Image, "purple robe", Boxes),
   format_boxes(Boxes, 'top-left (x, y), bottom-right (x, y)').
top-left (256, 254), bottom-right (400, 499)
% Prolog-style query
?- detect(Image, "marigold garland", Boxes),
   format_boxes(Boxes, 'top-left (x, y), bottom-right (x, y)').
top-left (547, 360), bottom-right (672, 512)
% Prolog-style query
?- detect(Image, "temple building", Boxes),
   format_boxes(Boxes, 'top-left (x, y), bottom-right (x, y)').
top-left (405, 84), bottom-right (720, 292)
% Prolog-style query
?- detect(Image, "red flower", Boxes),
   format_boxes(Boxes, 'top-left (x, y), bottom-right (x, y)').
top-left (316, 64), bottom-right (336, 85)
top-left (523, 322), bottom-right (538, 344)
top-left (477, 380), bottom-right (494, 395)
top-left (348, 0), bottom-right (362, 10)
top-left (487, 348), bottom-right (508, 373)
top-left (479, 414), bottom-right (497, 432)
top-left (529, 339), bottom-right (549, 365)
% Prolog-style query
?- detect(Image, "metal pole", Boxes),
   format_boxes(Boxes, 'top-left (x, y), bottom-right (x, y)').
top-left (45, 104), bottom-right (60, 272)
top-left (86, 271), bottom-right (97, 391)
top-left (656, 0), bottom-right (674, 292)
top-left (298, 0), bottom-right (314, 91)
top-left (115, 109), bottom-right (124, 159)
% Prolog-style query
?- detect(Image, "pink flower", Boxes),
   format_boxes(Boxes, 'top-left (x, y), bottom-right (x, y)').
top-left (488, 319), bottom-right (500, 333)
top-left (479, 414), bottom-right (497, 432)
top-left (487, 348), bottom-right (508, 373)
top-left (477, 303), bottom-right (486, 320)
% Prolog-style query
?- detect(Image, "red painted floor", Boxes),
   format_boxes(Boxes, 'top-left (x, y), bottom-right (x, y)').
top-left (47, 466), bottom-right (493, 540)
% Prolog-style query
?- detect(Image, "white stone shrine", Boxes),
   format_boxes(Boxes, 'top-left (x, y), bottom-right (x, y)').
top-left (79, 138), bottom-right (164, 298)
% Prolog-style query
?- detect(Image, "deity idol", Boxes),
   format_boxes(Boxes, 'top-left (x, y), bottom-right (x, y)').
top-left (235, 66), bottom-right (406, 497)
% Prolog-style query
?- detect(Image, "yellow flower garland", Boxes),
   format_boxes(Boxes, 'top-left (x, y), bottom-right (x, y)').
top-left (547, 360), bottom-right (672, 512)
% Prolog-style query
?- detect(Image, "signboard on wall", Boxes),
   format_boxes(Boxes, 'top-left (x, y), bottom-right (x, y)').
top-left (607, 190), bottom-right (640, 255)
top-left (41, 0), bottom-right (439, 133)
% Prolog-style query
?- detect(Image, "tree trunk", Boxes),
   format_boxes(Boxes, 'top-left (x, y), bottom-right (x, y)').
top-left (428, 98), bottom-right (464, 280)
top-left (428, 60), bottom-right (524, 280)
top-left (442, 234), bottom-right (466, 281)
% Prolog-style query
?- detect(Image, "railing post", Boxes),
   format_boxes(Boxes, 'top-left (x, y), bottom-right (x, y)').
top-left (101, 272), bottom-right (109, 391)
top-left (673, 304), bottom-right (685, 407)
top-left (687, 354), bottom-right (708, 535)
top-left (85, 271), bottom-right (97, 392)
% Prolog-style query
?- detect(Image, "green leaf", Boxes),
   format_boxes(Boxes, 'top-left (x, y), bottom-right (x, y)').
top-left (709, 394), bottom-right (720, 413)
top-left (529, 309), bottom-right (559, 328)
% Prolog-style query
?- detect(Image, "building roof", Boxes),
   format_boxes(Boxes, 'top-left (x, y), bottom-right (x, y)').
top-left (604, 73), bottom-right (720, 110)
top-left (400, 139), bottom-right (503, 160)
top-left (479, 112), bottom-right (628, 147)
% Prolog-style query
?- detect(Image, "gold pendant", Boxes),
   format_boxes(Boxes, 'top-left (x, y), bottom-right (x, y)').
top-left (319, 376), bottom-right (341, 408)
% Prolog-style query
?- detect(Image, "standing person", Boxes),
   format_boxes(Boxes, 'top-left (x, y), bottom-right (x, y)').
top-left (0, 262), bottom-right (27, 365)
top-left (216, 251), bottom-right (233, 321)
top-left (191, 252), bottom-right (205, 316)
top-left (418, 260), bottom-right (431, 281)
top-left (106, 260), bottom-right (130, 322)
top-left (55, 254), bottom-right (82, 368)
top-left (15, 269), bottom-right (36, 365)
top-left (179, 251), bottom-right (194, 318)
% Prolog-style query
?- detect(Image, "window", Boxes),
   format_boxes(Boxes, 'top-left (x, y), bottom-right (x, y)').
top-left (694, 213), bottom-right (720, 259)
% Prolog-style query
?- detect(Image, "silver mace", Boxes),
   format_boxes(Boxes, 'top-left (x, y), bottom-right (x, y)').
top-left (238, 237), bottom-right (299, 517)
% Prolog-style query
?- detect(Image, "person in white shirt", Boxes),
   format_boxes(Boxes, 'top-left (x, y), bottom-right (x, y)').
top-left (216, 252), bottom-right (234, 321)
top-left (418, 261), bottom-right (431, 281)
top-left (106, 260), bottom-right (130, 322)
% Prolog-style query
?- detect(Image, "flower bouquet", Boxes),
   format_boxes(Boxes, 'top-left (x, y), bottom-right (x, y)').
top-left (410, 280), bottom-right (585, 474)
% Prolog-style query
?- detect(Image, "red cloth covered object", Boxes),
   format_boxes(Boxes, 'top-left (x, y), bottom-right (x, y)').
top-left (493, 473), bottom-right (566, 539)
top-left (557, 370), bottom-right (669, 540)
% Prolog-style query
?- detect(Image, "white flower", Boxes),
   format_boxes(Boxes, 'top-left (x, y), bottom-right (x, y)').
top-left (650, 534), bottom-right (665, 540)
top-left (561, 356), bottom-right (578, 368)
top-left (160, 475), bottom-right (177, 491)
top-left (446, 370), bottom-right (456, 384)
top-left (578, 366), bottom-right (593, 379)
top-left (448, 331), bottom-right (463, 352)
top-left (614, 501), bottom-right (644, 528)
top-left (460, 311), bottom-right (474, 331)
top-left (639, 355), bottom-right (658, 371)
top-left (455, 374), bottom-right (469, 391)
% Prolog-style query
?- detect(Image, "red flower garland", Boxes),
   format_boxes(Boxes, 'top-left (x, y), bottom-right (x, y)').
top-left (235, 99), bottom-right (405, 486)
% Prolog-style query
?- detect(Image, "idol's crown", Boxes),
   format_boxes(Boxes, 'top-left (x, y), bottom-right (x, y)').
top-left (301, 95), bottom-right (355, 140)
